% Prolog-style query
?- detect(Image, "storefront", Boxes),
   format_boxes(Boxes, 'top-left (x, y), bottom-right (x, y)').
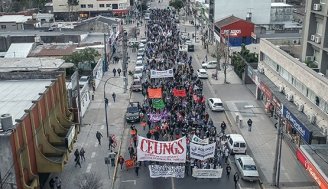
top-left (296, 145), bottom-right (328, 189)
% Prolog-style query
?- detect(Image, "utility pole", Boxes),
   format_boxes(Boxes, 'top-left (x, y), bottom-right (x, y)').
top-left (122, 30), bottom-right (128, 93)
top-left (224, 30), bottom-right (230, 84)
top-left (272, 116), bottom-right (283, 187)
top-left (104, 33), bottom-right (108, 72)
top-left (194, 9), bottom-right (197, 43)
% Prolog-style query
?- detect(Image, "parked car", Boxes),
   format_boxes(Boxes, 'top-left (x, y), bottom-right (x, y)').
top-left (197, 69), bottom-right (208, 79)
top-left (138, 43), bottom-right (145, 48)
top-left (207, 98), bottom-right (224, 111)
top-left (136, 60), bottom-right (144, 69)
top-left (125, 102), bottom-right (141, 122)
top-left (140, 37), bottom-right (147, 44)
top-left (134, 67), bottom-right (143, 78)
top-left (79, 76), bottom-right (89, 87)
top-left (137, 56), bottom-right (143, 62)
top-left (202, 61), bottom-right (218, 69)
top-left (128, 38), bottom-right (139, 47)
top-left (234, 155), bottom-right (260, 182)
top-left (131, 79), bottom-right (142, 92)
top-left (227, 134), bottom-right (247, 154)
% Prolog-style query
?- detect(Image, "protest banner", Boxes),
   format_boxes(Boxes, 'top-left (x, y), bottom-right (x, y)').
top-left (191, 135), bottom-right (209, 145)
top-left (190, 142), bottom-right (216, 160)
top-left (149, 165), bottom-right (185, 178)
top-left (148, 88), bottom-right (162, 98)
top-left (173, 88), bottom-right (187, 97)
top-left (192, 168), bottom-right (223, 178)
top-left (152, 99), bottom-right (165, 109)
top-left (125, 159), bottom-right (134, 170)
top-left (137, 136), bottom-right (186, 162)
top-left (150, 69), bottom-right (174, 78)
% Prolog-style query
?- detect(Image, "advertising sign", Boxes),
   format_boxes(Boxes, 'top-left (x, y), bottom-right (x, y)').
top-left (137, 136), bottom-right (186, 163)
top-left (191, 135), bottom-right (209, 145)
top-left (282, 105), bottom-right (312, 143)
top-left (149, 165), bottom-right (185, 178)
top-left (259, 81), bottom-right (272, 100)
top-left (192, 168), bottom-right (223, 178)
top-left (190, 142), bottom-right (216, 160)
top-left (150, 69), bottom-right (174, 78)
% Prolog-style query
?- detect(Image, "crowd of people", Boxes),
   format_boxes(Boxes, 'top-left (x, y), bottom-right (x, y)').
top-left (126, 8), bottom-right (237, 180)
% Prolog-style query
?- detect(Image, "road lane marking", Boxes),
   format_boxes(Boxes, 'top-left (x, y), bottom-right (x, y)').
top-left (121, 180), bottom-right (136, 185)
top-left (91, 152), bottom-right (96, 158)
top-left (171, 177), bottom-right (175, 189)
top-left (86, 163), bottom-right (92, 173)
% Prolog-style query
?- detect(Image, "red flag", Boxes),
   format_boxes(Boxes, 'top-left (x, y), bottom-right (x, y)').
top-left (147, 88), bottom-right (162, 98)
top-left (173, 88), bottom-right (187, 97)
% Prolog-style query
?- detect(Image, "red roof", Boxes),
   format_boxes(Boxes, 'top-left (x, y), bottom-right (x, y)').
top-left (214, 15), bottom-right (253, 28)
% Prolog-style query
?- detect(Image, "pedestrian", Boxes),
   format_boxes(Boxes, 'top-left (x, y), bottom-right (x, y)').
top-left (108, 136), bottom-right (114, 151)
top-left (117, 68), bottom-right (122, 76)
top-left (49, 177), bottom-right (55, 189)
top-left (74, 149), bottom-right (80, 162)
top-left (233, 172), bottom-right (239, 188)
top-left (112, 92), bottom-right (116, 102)
top-left (55, 177), bottom-right (62, 189)
top-left (221, 121), bottom-right (226, 134)
top-left (80, 147), bottom-right (85, 161)
top-left (110, 152), bottom-right (116, 167)
top-left (135, 162), bottom-right (140, 176)
top-left (247, 118), bottom-right (253, 132)
top-left (113, 68), bottom-right (117, 77)
top-left (269, 103), bottom-right (274, 117)
top-left (224, 147), bottom-right (230, 163)
top-left (96, 131), bottom-right (103, 145)
top-left (226, 164), bottom-right (231, 178)
top-left (133, 135), bottom-right (138, 147)
top-left (128, 146), bottom-right (134, 159)
top-left (75, 154), bottom-right (81, 168)
top-left (118, 155), bottom-right (125, 169)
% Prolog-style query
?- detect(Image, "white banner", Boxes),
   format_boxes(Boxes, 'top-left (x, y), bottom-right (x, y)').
top-left (149, 165), bottom-right (185, 178)
top-left (137, 136), bottom-right (186, 163)
top-left (192, 168), bottom-right (223, 178)
top-left (191, 135), bottom-right (209, 145)
top-left (190, 142), bottom-right (216, 160)
top-left (150, 69), bottom-right (174, 78)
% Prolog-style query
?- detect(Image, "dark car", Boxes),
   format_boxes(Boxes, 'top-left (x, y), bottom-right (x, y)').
top-left (125, 102), bottom-right (141, 122)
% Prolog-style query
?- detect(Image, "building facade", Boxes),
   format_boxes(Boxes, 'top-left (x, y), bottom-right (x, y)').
top-left (301, 0), bottom-right (328, 76)
top-left (0, 71), bottom-right (77, 189)
top-left (257, 38), bottom-right (328, 145)
top-left (53, 0), bottom-right (130, 20)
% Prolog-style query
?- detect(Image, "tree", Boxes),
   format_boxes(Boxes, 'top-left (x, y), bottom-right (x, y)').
top-left (169, 0), bottom-right (184, 13)
top-left (75, 172), bottom-right (103, 189)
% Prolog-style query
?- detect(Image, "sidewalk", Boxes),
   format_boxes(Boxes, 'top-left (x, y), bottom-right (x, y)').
top-left (193, 43), bottom-right (317, 189)
top-left (44, 61), bottom-right (131, 188)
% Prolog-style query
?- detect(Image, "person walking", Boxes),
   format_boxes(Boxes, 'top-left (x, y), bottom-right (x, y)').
top-left (117, 68), bottom-right (122, 76)
top-left (49, 177), bottom-right (55, 189)
top-left (55, 177), bottom-right (62, 189)
top-left (108, 136), bottom-right (114, 151)
top-left (80, 147), bottom-right (85, 161)
top-left (112, 92), bottom-right (116, 102)
top-left (74, 149), bottom-right (80, 162)
top-left (113, 68), bottom-right (117, 77)
top-left (224, 147), bottom-right (230, 163)
top-left (128, 145), bottom-right (134, 159)
top-left (247, 118), bottom-right (253, 132)
top-left (110, 152), bottom-right (116, 167)
top-left (96, 131), bottom-right (103, 145)
top-left (75, 154), bottom-right (81, 168)
top-left (233, 172), bottom-right (239, 188)
top-left (226, 164), bottom-right (231, 178)
top-left (118, 155), bottom-right (125, 169)
top-left (221, 121), bottom-right (227, 134)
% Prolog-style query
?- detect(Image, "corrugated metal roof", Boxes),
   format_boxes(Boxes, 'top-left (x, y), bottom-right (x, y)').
top-left (0, 80), bottom-right (52, 124)
top-left (0, 58), bottom-right (65, 72)
top-left (5, 43), bottom-right (34, 58)
top-left (214, 15), bottom-right (251, 28)
top-left (0, 15), bottom-right (32, 23)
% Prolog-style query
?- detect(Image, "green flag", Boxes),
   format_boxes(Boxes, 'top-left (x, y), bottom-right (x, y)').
top-left (152, 99), bottom-right (165, 109)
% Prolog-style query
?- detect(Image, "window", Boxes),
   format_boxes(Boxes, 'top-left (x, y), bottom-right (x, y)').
top-left (233, 142), bottom-right (239, 147)
top-left (1, 25), bottom-right (6, 29)
top-left (99, 4), bottom-right (104, 7)
top-left (112, 4), bottom-right (118, 9)
top-left (87, 4), bottom-right (93, 8)
top-left (106, 4), bottom-right (111, 7)
top-left (240, 143), bottom-right (246, 148)
top-left (80, 4), bottom-right (86, 8)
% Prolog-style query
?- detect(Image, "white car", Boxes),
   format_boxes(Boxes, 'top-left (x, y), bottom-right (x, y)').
top-left (140, 38), bottom-right (147, 44)
top-left (136, 60), bottom-right (144, 69)
top-left (202, 61), bottom-right (218, 69)
top-left (134, 67), bottom-right (143, 78)
top-left (234, 155), bottom-right (260, 182)
top-left (79, 76), bottom-right (89, 87)
top-left (207, 98), bottom-right (224, 112)
top-left (197, 69), bottom-right (208, 79)
top-left (137, 56), bottom-right (143, 62)
top-left (138, 43), bottom-right (145, 48)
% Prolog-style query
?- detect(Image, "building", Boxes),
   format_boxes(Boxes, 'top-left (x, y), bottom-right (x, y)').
top-left (214, 16), bottom-right (255, 46)
top-left (53, 0), bottom-right (130, 20)
top-left (0, 15), bottom-right (33, 31)
top-left (296, 145), bottom-right (328, 189)
top-left (271, 2), bottom-right (293, 23)
top-left (254, 38), bottom-right (328, 146)
top-left (0, 71), bottom-right (77, 189)
top-left (301, 0), bottom-right (328, 76)
top-left (211, 0), bottom-right (271, 25)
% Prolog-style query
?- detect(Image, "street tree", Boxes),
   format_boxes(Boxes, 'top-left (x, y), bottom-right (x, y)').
top-left (75, 172), bottom-right (103, 189)
top-left (169, 0), bottom-right (184, 13)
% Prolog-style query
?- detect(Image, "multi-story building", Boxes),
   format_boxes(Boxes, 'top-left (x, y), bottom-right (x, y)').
top-left (301, 0), bottom-right (328, 76)
top-left (53, 0), bottom-right (130, 20)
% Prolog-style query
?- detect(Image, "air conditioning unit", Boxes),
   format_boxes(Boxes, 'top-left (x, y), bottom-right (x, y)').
top-left (259, 68), bottom-right (264, 74)
top-left (278, 85), bottom-right (284, 93)
top-left (315, 36), bottom-right (321, 44)
top-left (309, 114), bottom-right (317, 124)
top-left (286, 93), bottom-right (294, 102)
top-left (311, 35), bottom-right (316, 41)
top-left (298, 104), bottom-right (304, 112)
top-left (305, 56), bottom-right (314, 61)
top-left (313, 4), bottom-right (322, 11)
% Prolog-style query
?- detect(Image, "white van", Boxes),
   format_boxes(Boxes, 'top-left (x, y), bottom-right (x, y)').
top-left (227, 134), bottom-right (247, 154)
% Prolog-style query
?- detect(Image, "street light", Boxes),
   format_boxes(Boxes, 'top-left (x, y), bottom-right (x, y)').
top-left (103, 77), bottom-right (114, 138)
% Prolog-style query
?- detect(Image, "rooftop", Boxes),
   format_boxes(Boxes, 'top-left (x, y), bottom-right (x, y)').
top-left (271, 2), bottom-right (293, 7)
top-left (301, 144), bottom-right (328, 179)
top-left (0, 58), bottom-right (65, 72)
top-left (0, 79), bottom-right (52, 124)
top-left (5, 43), bottom-right (34, 58)
top-left (214, 15), bottom-right (253, 29)
top-left (0, 15), bottom-right (32, 23)
top-left (28, 43), bottom-right (77, 57)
